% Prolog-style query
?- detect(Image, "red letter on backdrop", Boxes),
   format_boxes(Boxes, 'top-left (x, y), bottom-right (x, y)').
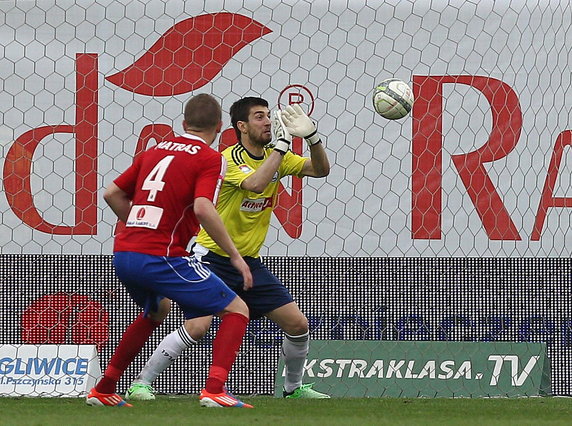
top-left (531, 130), bottom-right (572, 240)
top-left (3, 54), bottom-right (98, 234)
top-left (412, 75), bottom-right (522, 240)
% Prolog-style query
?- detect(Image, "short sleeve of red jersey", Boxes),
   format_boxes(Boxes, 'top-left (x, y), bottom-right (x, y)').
top-left (194, 151), bottom-right (226, 203)
top-left (113, 154), bottom-right (143, 197)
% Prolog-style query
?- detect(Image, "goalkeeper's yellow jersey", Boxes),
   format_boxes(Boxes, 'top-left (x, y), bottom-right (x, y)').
top-left (195, 143), bottom-right (307, 258)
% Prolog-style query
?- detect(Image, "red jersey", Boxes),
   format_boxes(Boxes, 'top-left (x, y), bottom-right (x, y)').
top-left (112, 133), bottom-right (226, 257)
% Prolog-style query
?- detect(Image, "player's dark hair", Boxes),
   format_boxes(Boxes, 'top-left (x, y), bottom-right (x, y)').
top-left (229, 96), bottom-right (269, 141)
top-left (184, 93), bottom-right (222, 131)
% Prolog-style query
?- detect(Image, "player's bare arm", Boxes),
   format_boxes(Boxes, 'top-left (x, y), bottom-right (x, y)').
top-left (194, 197), bottom-right (253, 290)
top-left (103, 182), bottom-right (132, 222)
top-left (240, 151), bottom-right (284, 193)
top-left (300, 143), bottom-right (330, 178)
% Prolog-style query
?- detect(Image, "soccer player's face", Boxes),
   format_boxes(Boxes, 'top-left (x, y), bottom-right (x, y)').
top-left (246, 106), bottom-right (272, 146)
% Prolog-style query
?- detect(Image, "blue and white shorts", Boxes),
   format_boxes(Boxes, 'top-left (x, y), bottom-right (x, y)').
top-left (113, 251), bottom-right (237, 319)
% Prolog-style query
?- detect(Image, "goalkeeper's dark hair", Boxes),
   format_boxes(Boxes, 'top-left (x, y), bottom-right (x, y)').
top-left (230, 96), bottom-right (269, 141)
top-left (184, 93), bottom-right (222, 131)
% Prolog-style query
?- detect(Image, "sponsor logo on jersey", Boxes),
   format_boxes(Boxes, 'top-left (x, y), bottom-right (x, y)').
top-left (238, 164), bottom-right (253, 174)
top-left (240, 197), bottom-right (273, 212)
top-left (126, 205), bottom-right (164, 229)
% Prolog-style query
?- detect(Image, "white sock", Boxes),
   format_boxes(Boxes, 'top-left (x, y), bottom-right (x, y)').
top-left (133, 325), bottom-right (197, 386)
top-left (281, 331), bottom-right (309, 393)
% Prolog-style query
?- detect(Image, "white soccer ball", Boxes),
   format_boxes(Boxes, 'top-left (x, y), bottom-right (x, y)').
top-left (372, 78), bottom-right (414, 120)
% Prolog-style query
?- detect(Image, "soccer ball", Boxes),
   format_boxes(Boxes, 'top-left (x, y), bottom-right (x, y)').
top-left (372, 78), bottom-right (414, 120)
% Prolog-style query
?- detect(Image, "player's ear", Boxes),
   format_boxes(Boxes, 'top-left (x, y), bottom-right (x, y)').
top-left (237, 120), bottom-right (248, 134)
top-left (182, 119), bottom-right (188, 132)
top-left (215, 120), bottom-right (223, 134)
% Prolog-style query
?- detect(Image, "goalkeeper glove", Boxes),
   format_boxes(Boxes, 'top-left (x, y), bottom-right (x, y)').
top-left (281, 104), bottom-right (321, 146)
top-left (272, 110), bottom-right (292, 155)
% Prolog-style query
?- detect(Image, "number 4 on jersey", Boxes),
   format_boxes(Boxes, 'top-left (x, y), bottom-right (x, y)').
top-left (142, 156), bottom-right (175, 202)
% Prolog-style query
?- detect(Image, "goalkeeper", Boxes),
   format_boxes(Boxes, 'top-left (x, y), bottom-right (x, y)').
top-left (126, 96), bottom-right (331, 400)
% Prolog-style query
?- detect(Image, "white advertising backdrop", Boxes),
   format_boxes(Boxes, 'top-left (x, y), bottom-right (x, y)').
top-left (0, 0), bottom-right (571, 257)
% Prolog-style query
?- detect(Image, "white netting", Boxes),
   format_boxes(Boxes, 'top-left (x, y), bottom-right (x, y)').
top-left (1, 0), bottom-right (570, 256)
top-left (1, 0), bottom-right (571, 397)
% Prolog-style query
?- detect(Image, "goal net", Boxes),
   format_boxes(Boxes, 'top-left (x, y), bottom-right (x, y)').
top-left (0, 0), bottom-right (571, 396)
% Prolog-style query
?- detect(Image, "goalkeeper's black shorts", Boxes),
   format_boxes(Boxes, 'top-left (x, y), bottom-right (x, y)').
top-left (194, 249), bottom-right (294, 320)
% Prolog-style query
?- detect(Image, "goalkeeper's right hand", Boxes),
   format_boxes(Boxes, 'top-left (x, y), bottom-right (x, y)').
top-left (272, 110), bottom-right (292, 155)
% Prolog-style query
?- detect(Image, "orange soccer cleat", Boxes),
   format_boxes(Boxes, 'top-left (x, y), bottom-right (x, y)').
top-left (86, 387), bottom-right (132, 407)
top-left (199, 388), bottom-right (253, 408)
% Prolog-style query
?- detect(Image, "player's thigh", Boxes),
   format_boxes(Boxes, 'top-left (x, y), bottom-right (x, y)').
top-left (147, 297), bottom-right (172, 322)
top-left (266, 301), bottom-right (309, 335)
top-left (184, 315), bottom-right (213, 340)
top-left (218, 295), bottom-right (249, 317)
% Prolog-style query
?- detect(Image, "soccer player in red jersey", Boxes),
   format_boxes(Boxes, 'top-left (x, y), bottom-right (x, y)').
top-left (126, 97), bottom-right (331, 401)
top-left (86, 93), bottom-right (254, 408)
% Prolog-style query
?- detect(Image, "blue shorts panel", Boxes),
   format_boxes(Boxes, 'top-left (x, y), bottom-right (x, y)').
top-left (196, 250), bottom-right (293, 320)
top-left (113, 251), bottom-right (237, 319)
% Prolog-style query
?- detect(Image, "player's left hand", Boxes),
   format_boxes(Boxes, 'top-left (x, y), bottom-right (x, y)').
top-left (280, 104), bottom-right (321, 146)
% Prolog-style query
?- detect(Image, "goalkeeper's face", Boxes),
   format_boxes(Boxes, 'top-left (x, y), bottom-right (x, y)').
top-left (244, 106), bottom-right (272, 147)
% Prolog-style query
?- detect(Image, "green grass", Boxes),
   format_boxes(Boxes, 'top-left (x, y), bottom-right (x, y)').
top-left (0, 395), bottom-right (571, 425)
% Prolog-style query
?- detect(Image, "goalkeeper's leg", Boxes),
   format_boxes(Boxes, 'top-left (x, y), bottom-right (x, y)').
top-left (267, 302), bottom-right (330, 399)
top-left (126, 316), bottom-right (212, 401)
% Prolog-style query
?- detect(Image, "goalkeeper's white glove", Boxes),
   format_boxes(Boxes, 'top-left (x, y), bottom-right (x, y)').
top-left (280, 104), bottom-right (322, 147)
top-left (271, 109), bottom-right (292, 155)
